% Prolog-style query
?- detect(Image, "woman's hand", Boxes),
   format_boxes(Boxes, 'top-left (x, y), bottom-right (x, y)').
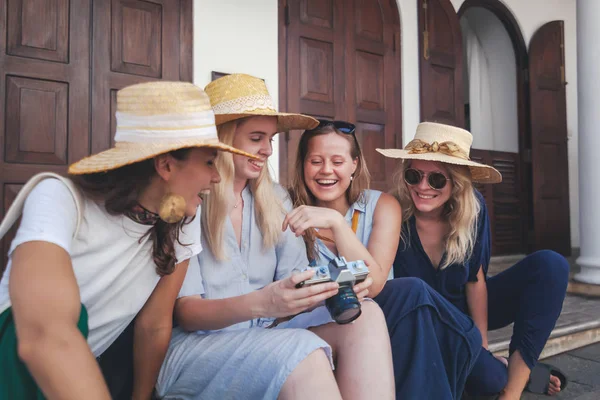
top-left (353, 276), bottom-right (373, 301)
top-left (257, 269), bottom-right (339, 318)
top-left (282, 205), bottom-right (345, 236)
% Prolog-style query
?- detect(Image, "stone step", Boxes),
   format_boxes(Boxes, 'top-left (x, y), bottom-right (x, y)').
top-left (489, 294), bottom-right (600, 360)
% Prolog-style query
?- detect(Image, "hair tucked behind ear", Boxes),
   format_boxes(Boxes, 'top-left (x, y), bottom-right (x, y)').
top-left (70, 148), bottom-right (192, 276)
top-left (391, 160), bottom-right (480, 269)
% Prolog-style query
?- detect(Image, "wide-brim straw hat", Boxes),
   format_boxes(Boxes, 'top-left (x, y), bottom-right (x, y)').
top-left (204, 73), bottom-right (319, 131)
top-left (376, 122), bottom-right (502, 184)
top-left (69, 81), bottom-right (258, 175)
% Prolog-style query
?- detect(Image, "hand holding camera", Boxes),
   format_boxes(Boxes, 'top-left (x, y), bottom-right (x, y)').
top-left (295, 257), bottom-right (370, 324)
top-left (256, 269), bottom-right (340, 319)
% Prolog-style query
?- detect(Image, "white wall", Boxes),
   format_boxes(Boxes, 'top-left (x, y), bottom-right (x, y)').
top-left (461, 8), bottom-right (519, 153)
top-left (193, 0), bottom-right (579, 247)
top-left (192, 0), bottom-right (280, 181)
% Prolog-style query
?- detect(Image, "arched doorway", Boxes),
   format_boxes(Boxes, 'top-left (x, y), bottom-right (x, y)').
top-left (418, 0), bottom-right (570, 256)
top-left (458, 0), bottom-right (530, 255)
top-left (277, 0), bottom-right (402, 191)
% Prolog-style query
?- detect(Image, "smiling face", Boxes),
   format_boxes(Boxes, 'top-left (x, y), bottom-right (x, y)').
top-left (231, 116), bottom-right (278, 181)
top-left (164, 147), bottom-right (221, 216)
top-left (406, 160), bottom-right (452, 216)
top-left (303, 132), bottom-right (358, 206)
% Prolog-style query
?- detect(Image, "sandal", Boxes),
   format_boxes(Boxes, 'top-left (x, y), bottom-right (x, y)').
top-left (525, 362), bottom-right (568, 395)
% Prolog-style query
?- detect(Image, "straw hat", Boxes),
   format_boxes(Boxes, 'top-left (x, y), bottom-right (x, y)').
top-left (204, 73), bottom-right (319, 131)
top-left (69, 81), bottom-right (258, 175)
top-left (376, 122), bottom-right (502, 184)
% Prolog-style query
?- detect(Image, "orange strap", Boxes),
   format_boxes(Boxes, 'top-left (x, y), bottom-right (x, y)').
top-left (316, 210), bottom-right (360, 244)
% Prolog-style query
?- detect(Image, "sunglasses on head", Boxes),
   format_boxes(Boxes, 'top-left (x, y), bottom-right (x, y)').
top-left (404, 168), bottom-right (450, 190)
top-left (309, 119), bottom-right (361, 152)
top-left (311, 119), bottom-right (356, 135)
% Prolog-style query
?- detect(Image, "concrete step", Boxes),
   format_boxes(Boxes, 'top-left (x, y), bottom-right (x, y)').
top-left (486, 250), bottom-right (600, 360)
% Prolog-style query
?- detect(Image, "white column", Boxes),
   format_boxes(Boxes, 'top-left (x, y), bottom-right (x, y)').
top-left (574, 0), bottom-right (600, 284)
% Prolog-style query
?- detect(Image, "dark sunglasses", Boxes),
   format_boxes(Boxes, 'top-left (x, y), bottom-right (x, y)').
top-left (313, 119), bottom-right (356, 134)
top-left (404, 168), bottom-right (450, 190)
top-left (309, 119), bottom-right (361, 151)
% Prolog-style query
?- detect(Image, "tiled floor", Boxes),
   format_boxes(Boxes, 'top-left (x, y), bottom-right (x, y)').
top-left (521, 342), bottom-right (600, 399)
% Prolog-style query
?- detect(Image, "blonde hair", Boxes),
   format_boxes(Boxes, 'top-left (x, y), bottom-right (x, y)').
top-left (202, 119), bottom-right (285, 260)
top-left (391, 160), bottom-right (480, 269)
top-left (289, 125), bottom-right (370, 261)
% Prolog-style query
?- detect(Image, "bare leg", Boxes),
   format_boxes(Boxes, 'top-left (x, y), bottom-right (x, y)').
top-left (310, 301), bottom-right (395, 400)
top-left (499, 351), bottom-right (533, 400)
top-left (499, 351), bottom-right (562, 399)
top-left (278, 349), bottom-right (342, 400)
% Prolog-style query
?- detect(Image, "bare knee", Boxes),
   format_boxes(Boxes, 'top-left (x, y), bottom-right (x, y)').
top-left (280, 349), bottom-right (339, 400)
top-left (354, 301), bottom-right (386, 330)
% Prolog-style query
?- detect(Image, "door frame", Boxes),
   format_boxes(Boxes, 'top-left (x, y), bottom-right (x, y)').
top-left (458, 0), bottom-right (533, 253)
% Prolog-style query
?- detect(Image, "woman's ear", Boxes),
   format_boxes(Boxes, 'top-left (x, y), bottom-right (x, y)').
top-left (154, 154), bottom-right (173, 181)
top-left (352, 158), bottom-right (359, 174)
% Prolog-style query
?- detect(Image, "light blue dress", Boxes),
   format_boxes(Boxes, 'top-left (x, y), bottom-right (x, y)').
top-left (313, 189), bottom-right (393, 280)
top-left (156, 184), bottom-right (334, 400)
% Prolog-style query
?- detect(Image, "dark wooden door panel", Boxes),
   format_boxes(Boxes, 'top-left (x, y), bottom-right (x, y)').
top-left (92, 0), bottom-right (192, 155)
top-left (418, 0), bottom-right (464, 127)
top-left (0, 0), bottom-right (91, 272)
top-left (280, 0), bottom-right (401, 190)
top-left (7, 0), bottom-right (70, 62)
top-left (0, 0), bottom-right (193, 276)
top-left (347, 0), bottom-right (401, 191)
top-left (471, 149), bottom-right (525, 255)
top-left (491, 152), bottom-right (525, 255)
top-left (529, 21), bottom-right (570, 256)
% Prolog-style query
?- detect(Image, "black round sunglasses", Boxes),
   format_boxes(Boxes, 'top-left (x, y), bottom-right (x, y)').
top-left (404, 168), bottom-right (450, 190)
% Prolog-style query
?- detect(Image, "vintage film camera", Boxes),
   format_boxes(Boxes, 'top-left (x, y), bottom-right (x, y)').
top-left (296, 257), bottom-right (369, 324)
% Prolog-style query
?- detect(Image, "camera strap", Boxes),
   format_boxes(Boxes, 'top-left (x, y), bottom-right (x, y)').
top-left (316, 209), bottom-right (360, 244)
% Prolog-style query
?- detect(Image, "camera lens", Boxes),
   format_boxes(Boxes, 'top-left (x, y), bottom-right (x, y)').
top-left (325, 284), bottom-right (361, 324)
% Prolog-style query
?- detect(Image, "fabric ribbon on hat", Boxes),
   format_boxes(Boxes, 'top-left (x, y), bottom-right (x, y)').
top-left (405, 139), bottom-right (470, 160)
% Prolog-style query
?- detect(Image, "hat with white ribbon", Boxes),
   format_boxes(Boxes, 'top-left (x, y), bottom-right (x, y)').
top-left (69, 81), bottom-right (257, 175)
top-left (204, 73), bottom-right (319, 131)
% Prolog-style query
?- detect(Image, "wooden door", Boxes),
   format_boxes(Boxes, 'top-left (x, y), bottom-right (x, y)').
top-left (91, 0), bottom-right (193, 153)
top-left (0, 0), bottom-right (193, 275)
top-left (278, 0), bottom-right (402, 191)
top-left (471, 149), bottom-right (525, 255)
top-left (418, 0), bottom-right (464, 127)
top-left (528, 21), bottom-right (571, 256)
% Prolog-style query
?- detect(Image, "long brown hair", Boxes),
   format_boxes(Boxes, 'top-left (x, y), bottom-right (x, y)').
top-left (289, 125), bottom-right (370, 261)
top-left (70, 148), bottom-right (191, 276)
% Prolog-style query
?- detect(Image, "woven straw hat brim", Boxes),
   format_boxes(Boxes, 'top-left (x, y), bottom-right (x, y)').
top-left (68, 138), bottom-right (258, 175)
top-left (215, 110), bottom-right (319, 131)
top-left (376, 148), bottom-right (502, 184)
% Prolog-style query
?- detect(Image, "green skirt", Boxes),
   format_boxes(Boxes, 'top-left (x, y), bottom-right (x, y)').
top-left (0, 305), bottom-right (88, 400)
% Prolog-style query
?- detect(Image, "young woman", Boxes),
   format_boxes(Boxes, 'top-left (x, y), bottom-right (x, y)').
top-left (379, 122), bottom-right (569, 399)
top-left (286, 119), bottom-right (483, 399)
top-left (0, 81), bottom-right (255, 400)
top-left (156, 74), bottom-right (394, 400)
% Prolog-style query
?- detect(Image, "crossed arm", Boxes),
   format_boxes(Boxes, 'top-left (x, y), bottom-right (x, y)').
top-left (283, 193), bottom-right (402, 297)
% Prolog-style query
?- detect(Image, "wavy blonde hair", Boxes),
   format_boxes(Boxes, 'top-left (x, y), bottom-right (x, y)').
top-left (201, 119), bottom-right (285, 260)
top-left (288, 125), bottom-right (371, 261)
top-left (391, 160), bottom-right (480, 269)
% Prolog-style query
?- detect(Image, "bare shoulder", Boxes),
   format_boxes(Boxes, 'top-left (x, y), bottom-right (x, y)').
top-left (375, 192), bottom-right (402, 217)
